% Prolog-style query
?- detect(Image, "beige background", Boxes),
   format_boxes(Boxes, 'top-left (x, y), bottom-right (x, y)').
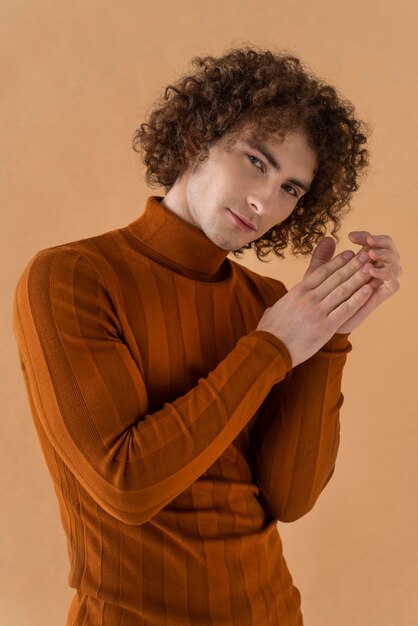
top-left (2, 1), bottom-right (417, 624)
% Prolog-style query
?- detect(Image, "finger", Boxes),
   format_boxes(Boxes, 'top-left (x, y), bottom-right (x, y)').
top-left (348, 231), bottom-right (373, 246)
top-left (327, 281), bottom-right (374, 328)
top-left (368, 248), bottom-right (402, 275)
top-left (320, 260), bottom-right (375, 311)
top-left (367, 266), bottom-right (401, 293)
top-left (365, 234), bottom-right (400, 260)
top-left (305, 247), bottom-right (371, 295)
top-left (367, 247), bottom-right (391, 261)
top-left (367, 248), bottom-right (391, 270)
top-left (304, 237), bottom-right (336, 278)
top-left (365, 265), bottom-right (390, 279)
top-left (367, 276), bottom-right (385, 289)
top-left (349, 232), bottom-right (400, 257)
top-left (349, 231), bottom-right (385, 245)
top-left (304, 247), bottom-right (371, 291)
top-left (364, 276), bottom-right (400, 304)
top-left (311, 236), bottom-right (336, 262)
top-left (366, 234), bottom-right (391, 246)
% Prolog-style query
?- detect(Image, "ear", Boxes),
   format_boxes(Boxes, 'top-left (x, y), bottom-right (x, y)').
top-left (303, 237), bottom-right (336, 279)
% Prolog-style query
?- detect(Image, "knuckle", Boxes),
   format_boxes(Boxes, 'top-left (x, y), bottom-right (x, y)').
top-left (351, 292), bottom-right (363, 306)
top-left (314, 266), bottom-right (329, 283)
top-left (351, 286), bottom-right (364, 303)
top-left (292, 282), bottom-right (305, 297)
top-left (352, 255), bottom-right (366, 269)
top-left (337, 282), bottom-right (351, 299)
top-left (313, 303), bottom-right (324, 317)
top-left (303, 290), bottom-right (317, 307)
top-left (301, 273), bottom-right (315, 290)
top-left (339, 299), bottom-right (353, 315)
top-left (329, 270), bottom-right (343, 287)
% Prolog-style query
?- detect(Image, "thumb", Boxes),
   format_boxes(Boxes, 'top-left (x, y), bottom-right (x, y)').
top-left (304, 236), bottom-right (336, 278)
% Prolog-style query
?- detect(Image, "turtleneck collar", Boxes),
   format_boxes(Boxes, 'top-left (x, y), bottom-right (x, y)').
top-left (125, 196), bottom-right (232, 281)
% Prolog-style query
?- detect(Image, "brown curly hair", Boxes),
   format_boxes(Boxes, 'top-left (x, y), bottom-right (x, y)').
top-left (132, 44), bottom-right (372, 261)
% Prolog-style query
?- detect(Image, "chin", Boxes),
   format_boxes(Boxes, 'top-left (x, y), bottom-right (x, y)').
top-left (201, 225), bottom-right (229, 251)
top-left (214, 238), bottom-right (234, 251)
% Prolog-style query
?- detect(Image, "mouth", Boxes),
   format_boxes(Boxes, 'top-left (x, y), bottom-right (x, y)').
top-left (227, 209), bottom-right (256, 232)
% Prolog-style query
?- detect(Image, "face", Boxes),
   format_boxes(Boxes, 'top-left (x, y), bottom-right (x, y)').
top-left (161, 126), bottom-right (318, 251)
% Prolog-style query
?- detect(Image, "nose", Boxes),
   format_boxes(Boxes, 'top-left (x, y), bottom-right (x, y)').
top-left (247, 190), bottom-right (275, 217)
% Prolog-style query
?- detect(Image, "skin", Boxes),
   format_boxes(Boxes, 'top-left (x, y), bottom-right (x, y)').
top-left (305, 231), bottom-right (401, 334)
top-left (161, 126), bottom-right (401, 337)
top-left (162, 127), bottom-right (317, 252)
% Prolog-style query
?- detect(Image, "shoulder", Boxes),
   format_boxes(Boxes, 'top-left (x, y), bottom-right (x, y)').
top-left (13, 242), bottom-right (124, 335)
top-left (16, 243), bottom-right (100, 288)
top-left (15, 224), bottom-right (125, 294)
top-left (13, 237), bottom-right (117, 325)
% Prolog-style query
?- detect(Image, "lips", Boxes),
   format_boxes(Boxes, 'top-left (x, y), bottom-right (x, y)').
top-left (228, 209), bottom-right (256, 231)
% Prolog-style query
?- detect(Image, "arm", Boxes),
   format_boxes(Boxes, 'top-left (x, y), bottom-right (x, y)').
top-left (12, 247), bottom-right (293, 526)
top-left (249, 229), bottom-right (401, 523)
top-left (248, 332), bottom-right (352, 523)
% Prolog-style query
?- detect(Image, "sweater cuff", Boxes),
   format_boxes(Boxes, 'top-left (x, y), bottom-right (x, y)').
top-left (249, 330), bottom-right (293, 371)
top-left (320, 332), bottom-right (352, 353)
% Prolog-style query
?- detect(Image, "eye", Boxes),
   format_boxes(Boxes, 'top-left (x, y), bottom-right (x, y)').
top-left (247, 154), bottom-right (264, 171)
top-left (282, 184), bottom-right (299, 198)
top-left (247, 154), bottom-right (300, 198)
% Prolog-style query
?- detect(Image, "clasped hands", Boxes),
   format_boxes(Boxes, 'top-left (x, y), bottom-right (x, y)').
top-left (304, 231), bottom-right (402, 334)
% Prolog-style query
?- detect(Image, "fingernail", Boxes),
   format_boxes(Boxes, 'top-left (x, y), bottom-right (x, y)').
top-left (359, 252), bottom-right (369, 261)
top-left (343, 251), bottom-right (354, 259)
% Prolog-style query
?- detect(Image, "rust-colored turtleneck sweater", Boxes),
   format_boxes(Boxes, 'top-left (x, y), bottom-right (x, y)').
top-left (12, 195), bottom-right (352, 625)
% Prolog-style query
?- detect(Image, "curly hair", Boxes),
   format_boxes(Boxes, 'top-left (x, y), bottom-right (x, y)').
top-left (132, 44), bottom-right (372, 261)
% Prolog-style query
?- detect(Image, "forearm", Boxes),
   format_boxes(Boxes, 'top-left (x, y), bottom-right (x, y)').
top-left (250, 332), bottom-right (352, 522)
top-left (13, 248), bottom-right (295, 525)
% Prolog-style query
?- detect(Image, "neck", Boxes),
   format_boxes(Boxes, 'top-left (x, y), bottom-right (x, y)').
top-left (124, 196), bottom-right (231, 282)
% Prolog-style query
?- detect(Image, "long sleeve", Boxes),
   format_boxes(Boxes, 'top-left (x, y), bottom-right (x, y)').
top-left (12, 247), bottom-right (293, 526)
top-left (249, 332), bottom-right (352, 523)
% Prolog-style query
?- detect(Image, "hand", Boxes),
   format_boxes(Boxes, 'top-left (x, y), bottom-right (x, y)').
top-left (303, 232), bottom-right (402, 334)
top-left (256, 247), bottom-right (376, 367)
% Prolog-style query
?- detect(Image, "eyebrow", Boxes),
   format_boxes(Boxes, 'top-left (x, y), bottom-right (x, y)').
top-left (243, 138), bottom-right (312, 193)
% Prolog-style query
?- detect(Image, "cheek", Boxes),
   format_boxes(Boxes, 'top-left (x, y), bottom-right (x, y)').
top-left (224, 160), bottom-right (249, 186)
top-left (270, 206), bottom-right (294, 230)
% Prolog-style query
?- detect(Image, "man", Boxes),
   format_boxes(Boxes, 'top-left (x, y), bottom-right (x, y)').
top-left (13, 47), bottom-right (401, 625)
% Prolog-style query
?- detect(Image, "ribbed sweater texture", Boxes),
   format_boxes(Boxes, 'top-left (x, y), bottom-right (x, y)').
top-left (12, 195), bottom-right (352, 625)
